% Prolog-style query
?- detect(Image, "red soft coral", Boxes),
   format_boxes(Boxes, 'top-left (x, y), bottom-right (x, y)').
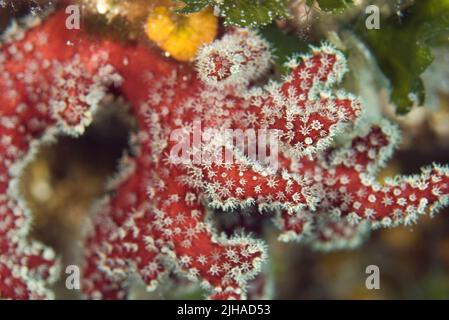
top-left (1, 9), bottom-right (448, 301)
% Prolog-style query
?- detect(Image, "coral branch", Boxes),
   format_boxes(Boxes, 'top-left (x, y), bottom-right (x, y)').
top-left (196, 32), bottom-right (361, 158)
top-left (196, 28), bottom-right (271, 88)
top-left (182, 155), bottom-right (320, 212)
top-left (275, 121), bottom-right (449, 249)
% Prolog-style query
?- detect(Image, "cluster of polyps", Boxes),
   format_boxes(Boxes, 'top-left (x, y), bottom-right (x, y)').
top-left (0, 9), bottom-right (448, 300)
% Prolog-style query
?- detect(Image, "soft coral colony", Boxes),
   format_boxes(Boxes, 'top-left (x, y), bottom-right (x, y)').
top-left (1, 8), bottom-right (449, 300)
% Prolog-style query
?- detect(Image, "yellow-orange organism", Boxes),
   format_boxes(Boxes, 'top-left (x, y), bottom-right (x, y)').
top-left (145, 6), bottom-right (218, 61)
